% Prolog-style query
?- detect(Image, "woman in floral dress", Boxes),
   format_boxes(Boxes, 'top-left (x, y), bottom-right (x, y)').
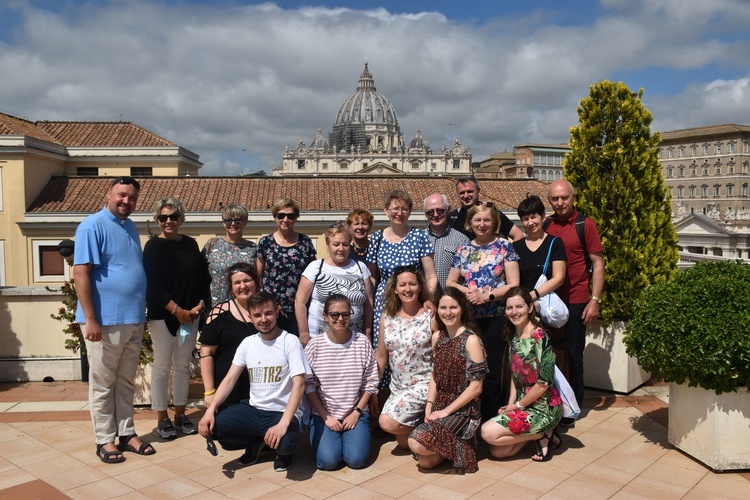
top-left (408, 287), bottom-right (487, 473)
top-left (257, 198), bottom-right (317, 336)
top-left (375, 266), bottom-right (433, 449)
top-left (481, 287), bottom-right (562, 462)
top-left (447, 202), bottom-right (520, 422)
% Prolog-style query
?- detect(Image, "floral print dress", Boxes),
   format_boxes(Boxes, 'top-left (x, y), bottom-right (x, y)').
top-left (491, 328), bottom-right (562, 434)
top-left (409, 330), bottom-right (488, 473)
top-left (202, 237), bottom-right (258, 307)
top-left (257, 233), bottom-right (317, 315)
top-left (381, 310), bottom-right (433, 427)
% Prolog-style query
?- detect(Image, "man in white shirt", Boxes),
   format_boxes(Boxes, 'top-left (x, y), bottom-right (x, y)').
top-left (199, 291), bottom-right (311, 471)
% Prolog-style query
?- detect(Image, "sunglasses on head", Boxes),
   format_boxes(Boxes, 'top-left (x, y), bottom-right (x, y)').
top-left (393, 264), bottom-right (419, 276)
top-left (475, 200), bottom-right (495, 208)
top-left (275, 212), bottom-right (298, 220)
top-left (325, 311), bottom-right (351, 321)
top-left (223, 218), bottom-right (245, 225)
top-left (157, 213), bottom-right (180, 223)
top-left (111, 176), bottom-right (141, 191)
top-left (425, 208), bottom-right (447, 218)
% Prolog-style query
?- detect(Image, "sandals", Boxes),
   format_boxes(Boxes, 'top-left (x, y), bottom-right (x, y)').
top-left (550, 427), bottom-right (563, 450)
top-left (118, 434), bottom-right (156, 455)
top-left (96, 443), bottom-right (125, 464)
top-left (532, 430), bottom-right (554, 462)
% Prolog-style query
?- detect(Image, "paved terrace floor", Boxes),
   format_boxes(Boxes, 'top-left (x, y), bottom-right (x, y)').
top-left (0, 380), bottom-right (748, 499)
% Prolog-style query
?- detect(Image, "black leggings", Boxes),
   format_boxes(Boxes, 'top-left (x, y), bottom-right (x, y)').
top-left (476, 315), bottom-right (511, 422)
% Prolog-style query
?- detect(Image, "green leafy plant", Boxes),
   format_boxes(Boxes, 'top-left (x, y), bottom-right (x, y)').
top-left (623, 261), bottom-right (750, 394)
top-left (565, 80), bottom-right (678, 322)
top-left (47, 278), bottom-right (153, 365)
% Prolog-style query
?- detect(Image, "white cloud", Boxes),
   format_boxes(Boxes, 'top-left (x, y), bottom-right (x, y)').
top-left (1, 0), bottom-right (748, 174)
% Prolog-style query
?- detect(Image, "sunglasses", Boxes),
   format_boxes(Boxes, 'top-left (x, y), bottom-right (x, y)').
top-left (275, 212), bottom-right (298, 220)
top-left (393, 264), bottom-right (419, 276)
top-left (425, 208), bottom-right (447, 218)
top-left (223, 218), bottom-right (246, 225)
top-left (475, 200), bottom-right (495, 208)
top-left (157, 213), bottom-right (181, 223)
top-left (325, 311), bottom-right (351, 321)
top-left (111, 176), bottom-right (141, 191)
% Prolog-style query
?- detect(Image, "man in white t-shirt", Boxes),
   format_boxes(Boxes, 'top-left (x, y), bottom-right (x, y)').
top-left (199, 292), bottom-right (311, 471)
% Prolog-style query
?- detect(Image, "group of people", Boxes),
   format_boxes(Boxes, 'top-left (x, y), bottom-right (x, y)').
top-left (74, 174), bottom-right (603, 474)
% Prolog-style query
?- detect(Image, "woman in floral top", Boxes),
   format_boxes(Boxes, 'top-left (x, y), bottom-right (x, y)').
top-left (480, 286), bottom-right (562, 462)
top-left (257, 198), bottom-right (317, 336)
top-left (447, 202), bottom-right (520, 422)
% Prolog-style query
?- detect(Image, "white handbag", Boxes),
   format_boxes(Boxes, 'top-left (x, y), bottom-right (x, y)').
top-left (554, 366), bottom-right (581, 419)
top-left (533, 237), bottom-right (569, 329)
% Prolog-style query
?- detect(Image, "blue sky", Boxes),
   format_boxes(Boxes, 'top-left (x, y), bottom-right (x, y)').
top-left (1, 0), bottom-right (749, 175)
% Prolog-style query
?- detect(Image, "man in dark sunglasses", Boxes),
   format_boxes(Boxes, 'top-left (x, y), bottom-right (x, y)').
top-left (73, 175), bottom-right (152, 463)
top-left (423, 193), bottom-right (469, 291)
top-left (448, 176), bottom-right (523, 242)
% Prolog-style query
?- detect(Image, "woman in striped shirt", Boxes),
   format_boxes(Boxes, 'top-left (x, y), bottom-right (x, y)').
top-left (304, 294), bottom-right (379, 470)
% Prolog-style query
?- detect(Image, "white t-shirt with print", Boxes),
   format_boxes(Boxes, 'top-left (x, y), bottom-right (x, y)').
top-left (232, 330), bottom-right (311, 421)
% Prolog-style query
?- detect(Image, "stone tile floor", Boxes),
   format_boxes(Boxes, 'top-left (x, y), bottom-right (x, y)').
top-left (0, 380), bottom-right (747, 499)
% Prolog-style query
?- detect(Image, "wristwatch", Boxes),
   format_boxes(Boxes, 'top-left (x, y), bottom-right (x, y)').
top-left (352, 406), bottom-right (363, 414)
top-left (591, 295), bottom-right (602, 304)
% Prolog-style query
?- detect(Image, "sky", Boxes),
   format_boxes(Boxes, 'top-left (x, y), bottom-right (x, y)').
top-left (1, 0), bottom-right (749, 176)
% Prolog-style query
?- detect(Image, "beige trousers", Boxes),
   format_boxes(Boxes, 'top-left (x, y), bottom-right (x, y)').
top-left (84, 323), bottom-right (144, 444)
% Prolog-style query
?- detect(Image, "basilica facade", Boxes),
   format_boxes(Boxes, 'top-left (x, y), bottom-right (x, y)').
top-left (275, 63), bottom-right (472, 176)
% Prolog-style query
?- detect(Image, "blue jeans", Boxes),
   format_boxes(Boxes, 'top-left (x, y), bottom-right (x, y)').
top-left (309, 413), bottom-right (371, 470)
top-left (214, 400), bottom-right (299, 457)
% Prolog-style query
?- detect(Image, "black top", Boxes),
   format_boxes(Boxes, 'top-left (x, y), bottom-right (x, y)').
top-left (143, 235), bottom-right (210, 334)
top-left (450, 206), bottom-right (516, 240)
top-left (513, 235), bottom-right (567, 290)
top-left (199, 303), bottom-right (258, 409)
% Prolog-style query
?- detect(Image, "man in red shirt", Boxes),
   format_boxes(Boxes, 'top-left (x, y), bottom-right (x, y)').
top-left (544, 180), bottom-right (605, 424)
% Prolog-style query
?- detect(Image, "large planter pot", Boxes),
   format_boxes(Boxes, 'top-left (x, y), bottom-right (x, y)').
top-left (668, 383), bottom-right (750, 471)
top-left (583, 319), bottom-right (650, 393)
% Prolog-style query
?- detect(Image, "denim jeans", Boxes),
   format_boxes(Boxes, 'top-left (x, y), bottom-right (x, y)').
top-left (309, 412), bottom-right (371, 470)
top-left (214, 401), bottom-right (299, 456)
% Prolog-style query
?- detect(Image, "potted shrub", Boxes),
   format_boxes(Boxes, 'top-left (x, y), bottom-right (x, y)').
top-left (624, 260), bottom-right (750, 470)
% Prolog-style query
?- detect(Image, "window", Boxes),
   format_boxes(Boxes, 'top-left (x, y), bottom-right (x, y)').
top-left (667, 149), bottom-right (673, 158)
top-left (77, 167), bottom-right (98, 176)
top-left (392, 162), bottom-right (398, 169)
top-left (667, 167), bottom-right (673, 178)
top-left (297, 159), bottom-right (305, 170)
top-left (32, 240), bottom-right (70, 283)
top-left (715, 167), bottom-right (721, 175)
top-left (714, 186), bottom-right (720, 197)
top-left (453, 159), bottom-right (460, 170)
top-left (729, 166), bottom-right (734, 174)
top-left (690, 167), bottom-right (697, 176)
top-left (657, 149), bottom-right (662, 159)
top-left (729, 143), bottom-right (735, 154)
top-left (362, 163), bottom-right (368, 170)
top-left (743, 184), bottom-right (749, 197)
top-left (676, 187), bottom-right (684, 198)
top-left (701, 186), bottom-right (707, 197)
top-left (411, 161), bottom-right (420, 169)
top-left (678, 166), bottom-right (685, 177)
top-left (715, 144), bottom-right (722, 155)
top-left (690, 146), bottom-right (696, 156)
top-left (130, 167), bottom-right (152, 177)
top-left (533, 170), bottom-right (540, 180)
top-left (702, 146), bottom-right (709, 156)
top-left (744, 163), bottom-right (749, 174)
top-left (703, 167), bottom-right (709, 176)
top-left (678, 147), bottom-right (685, 158)
top-left (727, 185), bottom-right (734, 197)
top-left (340, 162), bottom-right (349, 169)
top-left (322, 162), bottom-right (328, 170)
top-left (689, 186), bottom-right (696, 197)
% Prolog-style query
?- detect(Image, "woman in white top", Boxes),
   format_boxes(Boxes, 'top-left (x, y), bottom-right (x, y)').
top-left (296, 222), bottom-right (374, 347)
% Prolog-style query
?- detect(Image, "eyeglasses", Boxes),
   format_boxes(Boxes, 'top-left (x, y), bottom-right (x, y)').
top-left (393, 264), bottom-right (419, 276)
top-left (157, 213), bottom-right (181, 223)
top-left (223, 218), bottom-right (246, 225)
top-left (111, 176), bottom-right (141, 191)
top-left (388, 207), bottom-right (411, 215)
top-left (275, 212), bottom-right (298, 220)
top-left (325, 311), bottom-right (351, 321)
top-left (475, 200), bottom-right (495, 208)
top-left (425, 208), bottom-right (447, 218)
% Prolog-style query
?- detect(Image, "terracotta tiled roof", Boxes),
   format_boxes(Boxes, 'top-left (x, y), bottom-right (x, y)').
top-left (0, 112), bottom-right (61, 144)
top-left (36, 121), bottom-right (176, 147)
top-left (659, 124), bottom-right (750, 141)
top-left (28, 176), bottom-right (550, 213)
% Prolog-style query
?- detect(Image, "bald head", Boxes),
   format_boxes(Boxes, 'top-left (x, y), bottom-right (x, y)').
top-left (548, 180), bottom-right (576, 220)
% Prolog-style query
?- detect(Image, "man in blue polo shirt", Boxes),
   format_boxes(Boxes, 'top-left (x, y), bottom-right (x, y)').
top-left (74, 176), bottom-right (153, 464)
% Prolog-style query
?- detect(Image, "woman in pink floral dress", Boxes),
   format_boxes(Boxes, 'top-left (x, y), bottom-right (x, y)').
top-left (481, 286), bottom-right (562, 462)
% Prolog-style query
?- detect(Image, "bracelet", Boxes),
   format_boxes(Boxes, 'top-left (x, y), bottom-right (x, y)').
top-left (532, 289), bottom-right (539, 300)
top-left (171, 303), bottom-right (179, 315)
top-left (516, 401), bottom-right (525, 410)
top-left (352, 406), bottom-right (363, 414)
top-left (204, 389), bottom-right (216, 396)
top-left (426, 400), bottom-right (435, 406)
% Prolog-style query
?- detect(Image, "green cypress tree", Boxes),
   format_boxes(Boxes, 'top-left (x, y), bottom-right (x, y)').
top-left (565, 80), bottom-right (678, 322)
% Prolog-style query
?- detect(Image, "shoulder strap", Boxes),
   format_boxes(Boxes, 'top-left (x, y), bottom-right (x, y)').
top-left (205, 237), bottom-right (218, 256)
top-left (541, 237), bottom-right (556, 276)
top-left (575, 213), bottom-right (592, 276)
top-left (312, 259), bottom-right (325, 286)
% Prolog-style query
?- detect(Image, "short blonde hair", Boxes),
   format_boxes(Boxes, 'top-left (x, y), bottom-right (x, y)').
top-left (326, 221), bottom-right (353, 244)
top-left (465, 204), bottom-right (499, 233)
top-left (271, 198), bottom-right (300, 217)
top-left (153, 197), bottom-right (185, 222)
top-left (221, 203), bottom-right (248, 221)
